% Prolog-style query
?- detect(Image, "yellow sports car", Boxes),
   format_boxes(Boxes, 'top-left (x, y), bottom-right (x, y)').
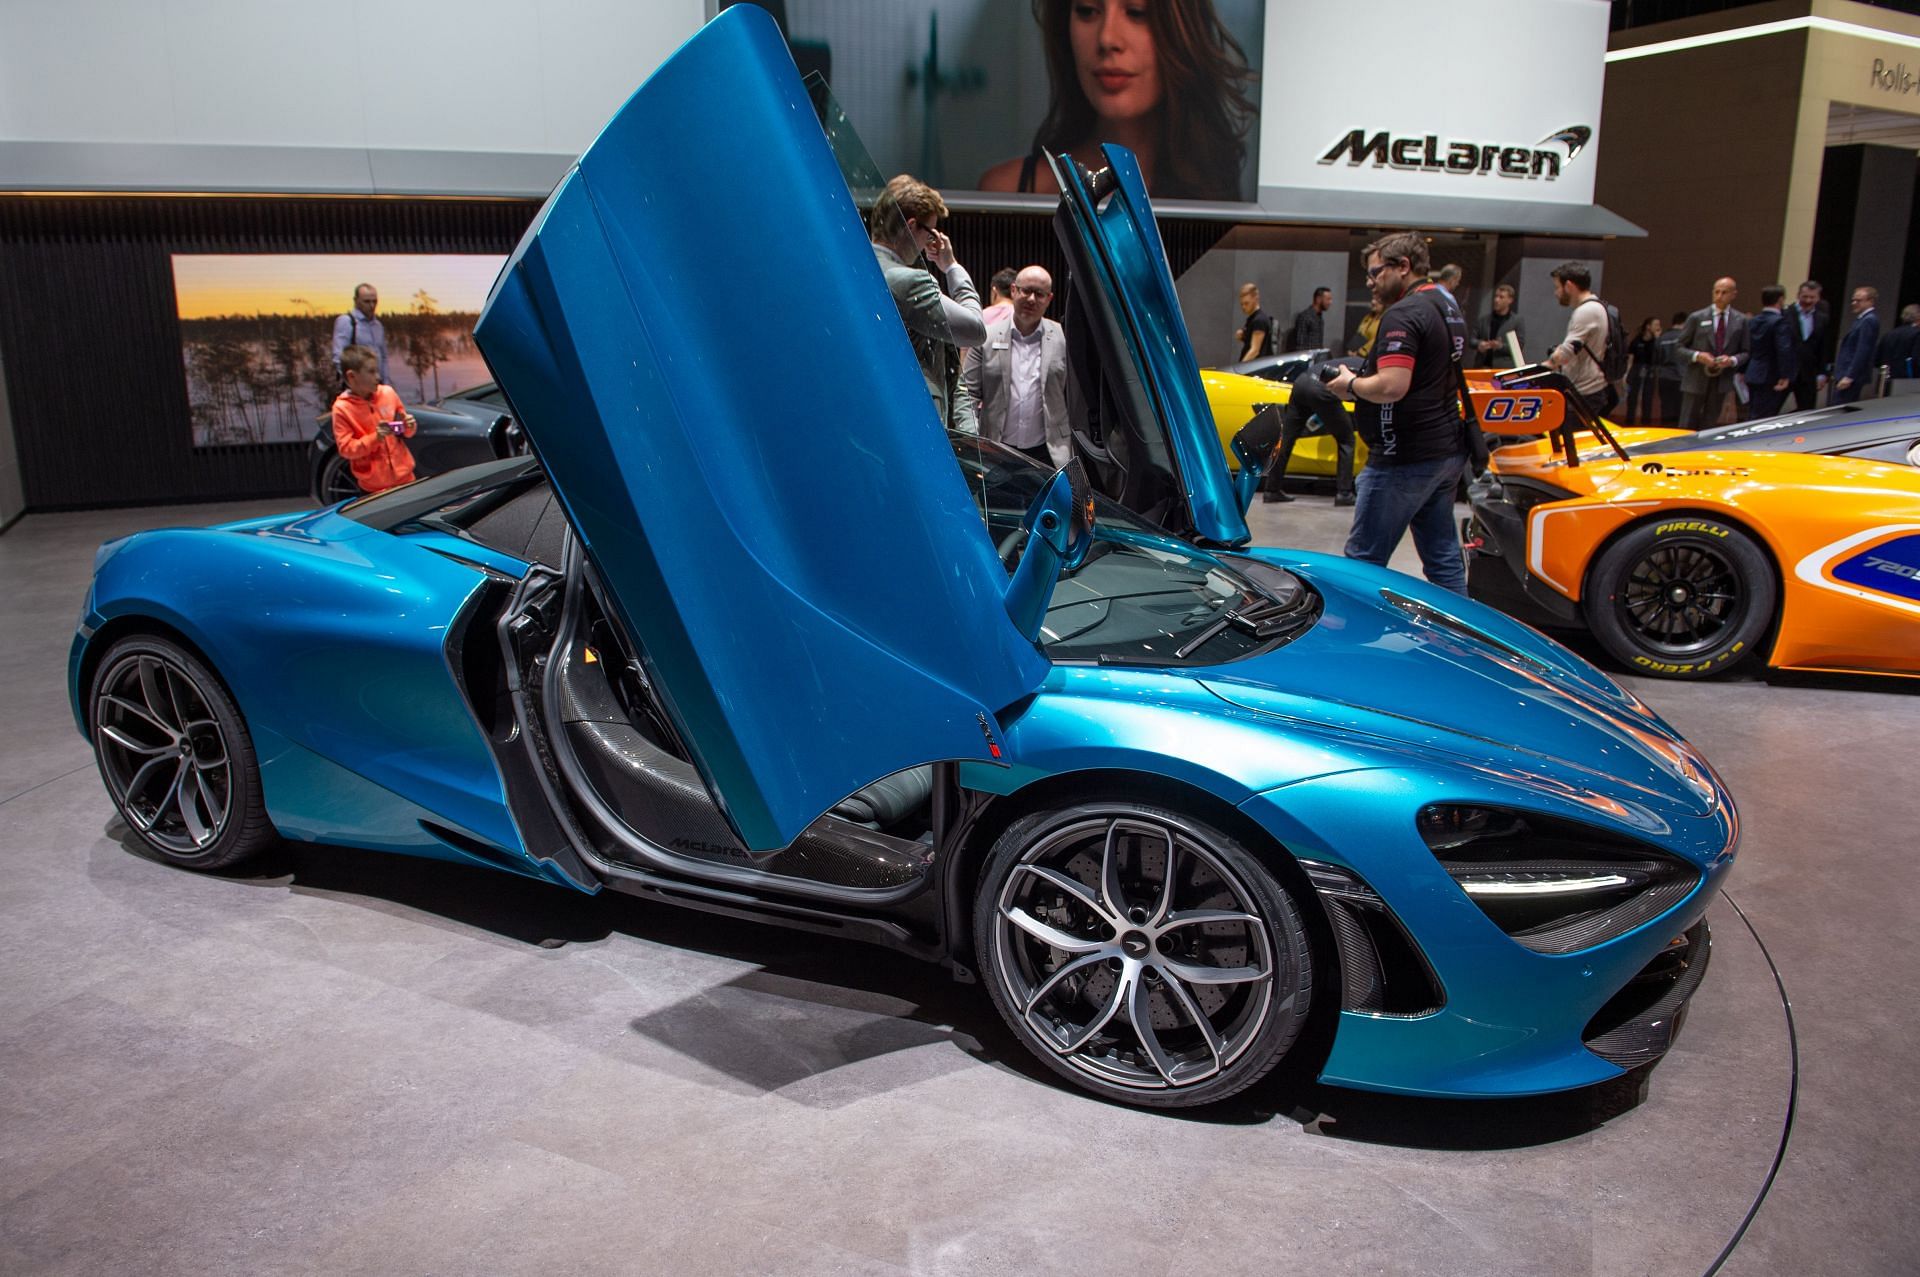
top-left (1465, 371), bottom-right (1920, 680)
top-left (1202, 367), bottom-right (1364, 478)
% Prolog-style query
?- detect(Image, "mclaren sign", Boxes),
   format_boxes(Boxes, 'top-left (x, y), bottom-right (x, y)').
top-left (1259, 0), bottom-right (1608, 207)
top-left (1319, 126), bottom-right (1593, 180)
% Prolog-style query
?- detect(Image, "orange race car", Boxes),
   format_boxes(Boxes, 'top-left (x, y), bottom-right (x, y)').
top-left (1463, 367), bottom-right (1920, 680)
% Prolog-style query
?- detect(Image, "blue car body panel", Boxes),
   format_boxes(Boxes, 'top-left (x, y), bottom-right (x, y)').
top-left (1054, 147), bottom-right (1250, 548)
top-left (72, 511), bottom-right (581, 888)
top-left (473, 4), bottom-right (1049, 854)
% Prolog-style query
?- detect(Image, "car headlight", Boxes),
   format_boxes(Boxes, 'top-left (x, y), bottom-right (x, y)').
top-left (1418, 805), bottom-right (1699, 955)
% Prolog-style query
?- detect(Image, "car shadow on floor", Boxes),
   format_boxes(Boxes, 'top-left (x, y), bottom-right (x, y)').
top-left (107, 825), bottom-right (1656, 1146)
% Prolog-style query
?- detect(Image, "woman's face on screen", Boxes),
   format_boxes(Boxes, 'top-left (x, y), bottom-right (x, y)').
top-left (1070, 1), bottom-right (1162, 125)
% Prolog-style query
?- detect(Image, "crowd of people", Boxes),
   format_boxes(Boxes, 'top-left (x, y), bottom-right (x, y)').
top-left (1249, 265), bottom-right (1918, 429)
top-left (320, 159), bottom-right (1915, 604)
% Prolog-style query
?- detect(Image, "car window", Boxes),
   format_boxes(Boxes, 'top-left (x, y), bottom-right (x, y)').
top-left (953, 436), bottom-right (1311, 665)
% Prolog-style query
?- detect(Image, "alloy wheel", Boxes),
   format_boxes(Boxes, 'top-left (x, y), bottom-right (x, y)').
top-left (320, 454), bottom-right (361, 505)
top-left (988, 813), bottom-right (1280, 1093)
top-left (1616, 541), bottom-right (1743, 655)
top-left (94, 652), bottom-right (234, 856)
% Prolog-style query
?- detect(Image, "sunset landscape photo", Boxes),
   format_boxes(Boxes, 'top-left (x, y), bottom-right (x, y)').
top-left (172, 253), bottom-right (506, 448)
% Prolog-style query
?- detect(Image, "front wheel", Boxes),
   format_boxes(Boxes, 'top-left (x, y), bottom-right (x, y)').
top-left (1583, 515), bottom-right (1776, 678)
top-left (975, 803), bottom-right (1313, 1108)
top-left (89, 636), bottom-right (276, 870)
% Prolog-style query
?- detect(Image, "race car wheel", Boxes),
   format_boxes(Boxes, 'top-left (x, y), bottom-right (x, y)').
top-left (317, 452), bottom-right (360, 505)
top-left (976, 802), bottom-right (1312, 1108)
top-left (89, 636), bottom-right (275, 870)
top-left (1584, 516), bottom-right (1775, 679)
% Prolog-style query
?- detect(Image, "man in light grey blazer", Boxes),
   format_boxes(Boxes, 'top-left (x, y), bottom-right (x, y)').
top-left (960, 266), bottom-right (1073, 467)
top-left (1675, 276), bottom-right (1751, 428)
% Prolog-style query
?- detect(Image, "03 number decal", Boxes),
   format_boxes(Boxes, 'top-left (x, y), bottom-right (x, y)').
top-left (1480, 395), bottom-right (1544, 424)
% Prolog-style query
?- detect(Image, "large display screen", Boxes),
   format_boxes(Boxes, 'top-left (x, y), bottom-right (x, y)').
top-left (778, 0), bottom-right (1266, 203)
top-left (171, 253), bottom-right (505, 448)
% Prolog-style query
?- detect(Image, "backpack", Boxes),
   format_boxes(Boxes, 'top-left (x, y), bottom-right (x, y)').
top-left (1581, 296), bottom-right (1629, 384)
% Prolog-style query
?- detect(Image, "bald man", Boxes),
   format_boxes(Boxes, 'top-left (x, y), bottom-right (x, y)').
top-left (961, 266), bottom-right (1072, 466)
top-left (1675, 277), bottom-right (1750, 428)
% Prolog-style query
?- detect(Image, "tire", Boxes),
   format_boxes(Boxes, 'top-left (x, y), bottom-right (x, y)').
top-left (1583, 515), bottom-right (1775, 679)
top-left (315, 451), bottom-right (360, 506)
top-left (89, 636), bottom-right (276, 870)
top-left (974, 802), bottom-right (1313, 1108)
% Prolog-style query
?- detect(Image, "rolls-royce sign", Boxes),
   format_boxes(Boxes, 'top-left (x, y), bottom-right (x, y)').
top-left (1319, 125), bottom-right (1593, 180)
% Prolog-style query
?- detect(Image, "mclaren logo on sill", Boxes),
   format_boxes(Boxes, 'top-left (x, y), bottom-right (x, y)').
top-left (1320, 125), bottom-right (1592, 179)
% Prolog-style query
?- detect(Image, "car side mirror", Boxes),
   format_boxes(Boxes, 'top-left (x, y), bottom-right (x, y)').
top-left (1230, 404), bottom-right (1285, 514)
top-left (1003, 459), bottom-right (1096, 642)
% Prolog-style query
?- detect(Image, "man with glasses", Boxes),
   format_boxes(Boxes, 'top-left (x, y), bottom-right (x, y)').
top-left (870, 174), bottom-right (985, 431)
top-left (1326, 232), bottom-right (1472, 595)
top-left (962, 266), bottom-right (1072, 467)
top-left (330, 283), bottom-right (389, 385)
top-left (1831, 285), bottom-right (1881, 405)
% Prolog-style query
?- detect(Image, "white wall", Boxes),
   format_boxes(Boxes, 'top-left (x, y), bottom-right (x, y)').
top-left (0, 0), bottom-right (705, 193)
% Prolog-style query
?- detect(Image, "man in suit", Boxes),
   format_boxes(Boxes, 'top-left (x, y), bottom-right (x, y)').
top-left (1785, 280), bottom-right (1831, 411)
top-left (961, 266), bottom-right (1072, 466)
top-left (1878, 303), bottom-right (1920, 382)
top-left (1676, 277), bottom-right (1750, 428)
top-left (1832, 285), bottom-right (1881, 404)
top-left (1743, 285), bottom-right (1797, 420)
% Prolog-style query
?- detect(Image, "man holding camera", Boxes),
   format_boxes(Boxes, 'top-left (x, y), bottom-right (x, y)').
top-left (331, 344), bottom-right (417, 494)
top-left (1326, 232), bottom-right (1471, 596)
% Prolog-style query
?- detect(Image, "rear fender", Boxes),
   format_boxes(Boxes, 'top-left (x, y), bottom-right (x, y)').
top-left (80, 527), bottom-right (524, 859)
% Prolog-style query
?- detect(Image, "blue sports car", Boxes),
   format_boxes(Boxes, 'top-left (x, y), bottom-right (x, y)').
top-left (69, 8), bottom-right (1733, 1110)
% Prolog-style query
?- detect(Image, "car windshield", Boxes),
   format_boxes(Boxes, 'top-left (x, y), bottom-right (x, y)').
top-left (953, 436), bottom-right (1307, 665)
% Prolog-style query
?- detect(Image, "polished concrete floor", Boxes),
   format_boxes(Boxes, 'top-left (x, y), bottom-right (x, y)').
top-left (2, 493), bottom-right (1914, 1275)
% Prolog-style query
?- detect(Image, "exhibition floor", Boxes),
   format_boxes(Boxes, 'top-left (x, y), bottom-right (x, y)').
top-left (1, 496), bottom-right (1913, 1276)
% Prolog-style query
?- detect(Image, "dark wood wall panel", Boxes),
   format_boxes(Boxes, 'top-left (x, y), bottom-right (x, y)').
top-left (1593, 29), bottom-right (1808, 330)
top-left (0, 197), bottom-right (538, 511)
top-left (0, 198), bottom-right (1223, 511)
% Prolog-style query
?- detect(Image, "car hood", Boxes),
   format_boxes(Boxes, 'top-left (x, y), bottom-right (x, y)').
top-left (1200, 552), bottom-right (1724, 820)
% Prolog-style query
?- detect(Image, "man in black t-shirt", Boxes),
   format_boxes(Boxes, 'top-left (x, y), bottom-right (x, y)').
top-left (1326, 231), bottom-right (1470, 595)
top-left (1235, 283), bottom-right (1273, 362)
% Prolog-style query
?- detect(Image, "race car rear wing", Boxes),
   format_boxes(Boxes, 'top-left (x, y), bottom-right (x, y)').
top-left (1465, 364), bottom-right (1631, 468)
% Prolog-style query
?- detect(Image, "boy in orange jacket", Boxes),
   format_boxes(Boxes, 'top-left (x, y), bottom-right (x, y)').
top-left (331, 343), bottom-right (418, 494)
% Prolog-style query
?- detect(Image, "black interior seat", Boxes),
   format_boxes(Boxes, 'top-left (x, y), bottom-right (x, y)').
top-left (830, 767), bottom-right (933, 828)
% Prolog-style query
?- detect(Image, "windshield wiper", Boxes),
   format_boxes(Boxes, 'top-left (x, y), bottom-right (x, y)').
top-left (1171, 594), bottom-right (1304, 660)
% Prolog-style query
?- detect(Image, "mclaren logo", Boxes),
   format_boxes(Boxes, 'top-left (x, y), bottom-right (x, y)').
top-left (1320, 124), bottom-right (1592, 179)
